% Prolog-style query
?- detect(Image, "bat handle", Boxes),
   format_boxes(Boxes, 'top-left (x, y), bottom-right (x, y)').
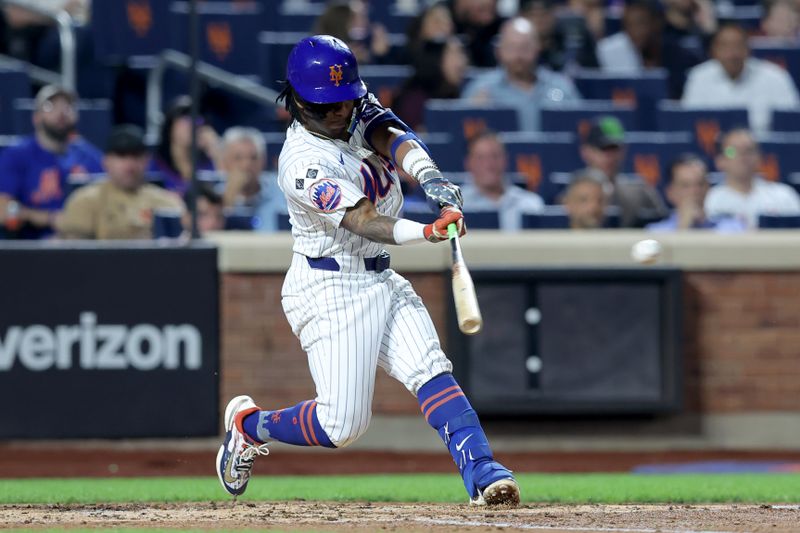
top-left (447, 222), bottom-right (458, 239)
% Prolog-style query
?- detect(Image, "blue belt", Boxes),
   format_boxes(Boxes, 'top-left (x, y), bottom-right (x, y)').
top-left (306, 251), bottom-right (390, 273)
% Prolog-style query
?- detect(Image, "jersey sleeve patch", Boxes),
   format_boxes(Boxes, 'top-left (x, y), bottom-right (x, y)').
top-left (308, 178), bottom-right (342, 212)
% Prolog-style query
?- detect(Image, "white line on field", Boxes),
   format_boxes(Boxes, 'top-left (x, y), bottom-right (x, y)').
top-left (414, 517), bottom-right (739, 533)
top-left (771, 505), bottom-right (800, 510)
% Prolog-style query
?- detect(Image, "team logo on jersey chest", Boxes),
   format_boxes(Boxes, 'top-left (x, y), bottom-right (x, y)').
top-left (309, 179), bottom-right (342, 212)
top-left (329, 64), bottom-right (343, 87)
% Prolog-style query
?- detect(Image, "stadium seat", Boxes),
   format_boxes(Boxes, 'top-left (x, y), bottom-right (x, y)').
top-left (521, 206), bottom-right (621, 229)
top-left (655, 102), bottom-right (749, 159)
top-left (750, 39), bottom-right (800, 96)
top-left (622, 131), bottom-right (695, 189)
top-left (422, 133), bottom-right (461, 172)
top-left (360, 65), bottom-right (412, 108)
top-left (262, 131), bottom-right (287, 171)
top-left (277, 212), bottom-right (292, 231)
top-left (573, 69), bottom-right (669, 130)
top-left (424, 100), bottom-right (520, 148)
top-left (718, 5), bottom-right (763, 30)
top-left (224, 207), bottom-right (256, 231)
top-left (758, 214), bottom-right (800, 228)
top-left (498, 132), bottom-right (580, 200)
top-left (12, 99), bottom-right (112, 149)
top-left (540, 101), bottom-right (638, 135)
top-left (403, 209), bottom-right (437, 225)
top-left (757, 132), bottom-right (800, 180)
top-left (462, 210), bottom-right (500, 229)
top-left (258, 31), bottom-right (309, 90)
top-left (91, 0), bottom-right (171, 63)
top-left (0, 67), bottom-right (30, 136)
top-left (169, 2), bottom-right (264, 79)
top-left (771, 109), bottom-right (800, 132)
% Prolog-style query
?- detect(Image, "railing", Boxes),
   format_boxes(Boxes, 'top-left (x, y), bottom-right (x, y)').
top-left (146, 49), bottom-right (281, 144)
top-left (0, 0), bottom-right (76, 90)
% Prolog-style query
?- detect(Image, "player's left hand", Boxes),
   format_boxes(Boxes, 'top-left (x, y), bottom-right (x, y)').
top-left (424, 207), bottom-right (466, 242)
top-left (421, 173), bottom-right (463, 212)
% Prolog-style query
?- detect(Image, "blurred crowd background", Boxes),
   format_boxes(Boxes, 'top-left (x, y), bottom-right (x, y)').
top-left (1, 0), bottom-right (800, 240)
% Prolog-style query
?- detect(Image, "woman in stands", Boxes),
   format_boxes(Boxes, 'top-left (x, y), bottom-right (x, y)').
top-left (150, 96), bottom-right (220, 196)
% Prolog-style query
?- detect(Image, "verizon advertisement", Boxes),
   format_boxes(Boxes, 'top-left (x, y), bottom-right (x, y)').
top-left (0, 244), bottom-right (219, 438)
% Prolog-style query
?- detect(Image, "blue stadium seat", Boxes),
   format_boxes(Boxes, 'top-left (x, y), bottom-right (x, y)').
top-left (656, 101), bottom-right (749, 159)
top-left (360, 65), bottom-right (412, 108)
top-left (498, 132), bottom-right (580, 201)
top-left (622, 131), bottom-right (695, 189)
top-left (91, 0), bottom-right (170, 63)
top-left (370, 2), bottom-right (418, 34)
top-left (771, 109), bottom-right (800, 132)
top-left (424, 100), bottom-right (520, 148)
top-left (258, 31), bottom-right (309, 90)
top-left (462, 210), bottom-right (500, 229)
top-left (540, 101), bottom-right (638, 134)
top-left (0, 67), bottom-right (30, 135)
top-left (170, 2), bottom-right (264, 79)
top-left (573, 69), bottom-right (669, 130)
top-left (224, 207), bottom-right (256, 231)
top-left (757, 132), bottom-right (800, 181)
top-left (262, 131), bottom-right (287, 171)
top-left (522, 206), bottom-right (621, 229)
top-left (750, 39), bottom-right (800, 94)
top-left (421, 133), bottom-right (460, 172)
top-left (12, 99), bottom-right (112, 148)
top-left (719, 5), bottom-right (763, 30)
top-left (403, 209), bottom-right (437, 224)
top-left (758, 214), bottom-right (800, 228)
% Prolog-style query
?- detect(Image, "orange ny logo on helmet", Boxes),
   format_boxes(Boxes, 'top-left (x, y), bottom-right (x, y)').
top-left (329, 64), bottom-right (343, 86)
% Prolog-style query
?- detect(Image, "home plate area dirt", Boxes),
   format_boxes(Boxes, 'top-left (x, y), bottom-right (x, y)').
top-left (2, 502), bottom-right (798, 532)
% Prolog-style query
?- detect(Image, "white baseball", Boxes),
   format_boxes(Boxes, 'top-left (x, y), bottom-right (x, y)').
top-left (631, 239), bottom-right (662, 264)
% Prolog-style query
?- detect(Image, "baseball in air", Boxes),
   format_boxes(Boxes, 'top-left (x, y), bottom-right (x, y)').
top-left (631, 239), bottom-right (662, 264)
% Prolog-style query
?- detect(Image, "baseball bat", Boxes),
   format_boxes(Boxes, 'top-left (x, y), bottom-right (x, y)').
top-left (447, 222), bottom-right (482, 335)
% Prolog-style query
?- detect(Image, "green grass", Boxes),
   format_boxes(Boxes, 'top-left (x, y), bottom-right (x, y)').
top-left (1, 473), bottom-right (799, 505)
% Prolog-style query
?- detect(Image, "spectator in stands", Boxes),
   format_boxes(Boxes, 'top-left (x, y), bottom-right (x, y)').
top-left (313, 0), bottom-right (392, 65)
top-left (219, 127), bottom-right (286, 233)
top-left (647, 153), bottom-right (746, 231)
top-left (150, 96), bottom-right (220, 196)
top-left (56, 124), bottom-right (186, 240)
top-left (562, 173), bottom-right (608, 229)
top-left (449, 0), bottom-right (504, 67)
top-left (759, 0), bottom-right (800, 43)
top-left (462, 17), bottom-right (581, 131)
top-left (573, 116), bottom-right (668, 227)
top-left (0, 85), bottom-right (103, 239)
top-left (459, 131), bottom-right (544, 230)
top-left (682, 23), bottom-right (800, 133)
top-left (705, 128), bottom-right (800, 228)
top-left (520, 0), bottom-right (598, 72)
top-left (404, 1), bottom-right (455, 65)
top-left (565, 0), bottom-right (605, 42)
top-left (393, 37), bottom-right (468, 130)
top-left (597, 0), bottom-right (702, 98)
top-left (662, 0), bottom-right (716, 49)
top-left (193, 184), bottom-right (226, 236)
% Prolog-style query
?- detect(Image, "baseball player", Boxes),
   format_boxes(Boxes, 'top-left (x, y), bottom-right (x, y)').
top-left (216, 35), bottom-right (520, 506)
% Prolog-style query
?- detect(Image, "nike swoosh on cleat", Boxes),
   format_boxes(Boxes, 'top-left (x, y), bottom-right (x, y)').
top-left (455, 433), bottom-right (474, 451)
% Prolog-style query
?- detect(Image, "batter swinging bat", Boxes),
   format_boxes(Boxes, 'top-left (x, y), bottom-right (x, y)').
top-left (447, 222), bottom-right (482, 335)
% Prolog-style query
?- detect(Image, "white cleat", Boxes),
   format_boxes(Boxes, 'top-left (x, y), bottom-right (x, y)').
top-left (215, 395), bottom-right (270, 497)
top-left (470, 478), bottom-right (521, 507)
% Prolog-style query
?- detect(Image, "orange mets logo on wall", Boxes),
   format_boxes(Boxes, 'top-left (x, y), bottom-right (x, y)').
top-left (127, 0), bottom-right (152, 37)
top-left (329, 64), bottom-right (343, 86)
top-left (207, 22), bottom-right (232, 61)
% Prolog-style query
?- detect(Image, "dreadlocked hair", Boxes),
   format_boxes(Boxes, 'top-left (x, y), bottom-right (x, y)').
top-left (277, 82), bottom-right (304, 123)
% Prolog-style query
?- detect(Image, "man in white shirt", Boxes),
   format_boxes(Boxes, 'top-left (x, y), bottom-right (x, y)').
top-left (705, 128), bottom-right (800, 228)
top-left (459, 131), bottom-right (544, 230)
top-left (682, 22), bottom-right (800, 133)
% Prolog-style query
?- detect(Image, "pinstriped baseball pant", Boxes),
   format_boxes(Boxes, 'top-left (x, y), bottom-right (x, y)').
top-left (282, 253), bottom-right (452, 447)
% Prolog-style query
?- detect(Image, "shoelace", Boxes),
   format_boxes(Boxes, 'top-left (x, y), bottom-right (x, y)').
top-left (235, 442), bottom-right (270, 472)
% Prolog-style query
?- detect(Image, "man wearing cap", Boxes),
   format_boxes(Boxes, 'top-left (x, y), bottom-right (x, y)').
top-left (56, 124), bottom-right (186, 240)
top-left (572, 115), bottom-right (668, 227)
top-left (0, 85), bottom-right (103, 239)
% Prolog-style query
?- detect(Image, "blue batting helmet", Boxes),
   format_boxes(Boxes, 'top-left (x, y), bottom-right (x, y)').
top-left (286, 35), bottom-right (367, 104)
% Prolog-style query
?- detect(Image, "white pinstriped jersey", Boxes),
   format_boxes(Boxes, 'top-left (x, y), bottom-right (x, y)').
top-left (277, 94), bottom-right (403, 259)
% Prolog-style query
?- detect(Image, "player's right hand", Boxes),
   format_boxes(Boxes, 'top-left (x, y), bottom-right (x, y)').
top-left (424, 207), bottom-right (466, 242)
